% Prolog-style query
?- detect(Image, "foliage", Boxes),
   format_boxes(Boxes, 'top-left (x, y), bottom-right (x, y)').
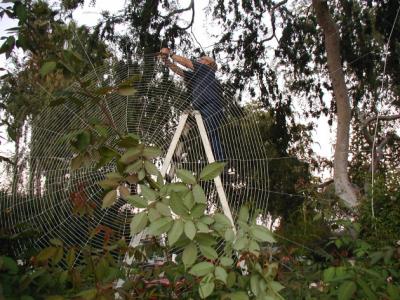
top-left (279, 221), bottom-right (400, 300)
top-left (358, 176), bottom-right (400, 246)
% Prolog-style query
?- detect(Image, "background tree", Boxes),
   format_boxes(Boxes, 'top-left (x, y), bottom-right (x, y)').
top-left (209, 0), bottom-right (400, 207)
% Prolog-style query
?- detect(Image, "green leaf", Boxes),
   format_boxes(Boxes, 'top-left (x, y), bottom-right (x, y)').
top-left (191, 203), bottom-right (207, 218)
top-left (356, 278), bottom-right (377, 300)
top-left (148, 217), bottom-right (173, 236)
top-left (66, 248), bottom-right (76, 269)
top-left (200, 216), bottom-right (214, 225)
top-left (1, 256), bottom-right (18, 274)
top-left (117, 86), bottom-right (137, 96)
top-left (196, 221), bottom-right (210, 233)
top-left (323, 267), bottom-right (336, 282)
top-left (0, 36), bottom-right (15, 54)
top-left (36, 247), bottom-right (57, 262)
top-left (196, 233), bottom-right (217, 247)
top-left (15, 3), bottom-right (27, 22)
top-left (224, 228), bottom-right (235, 242)
top-left (193, 184), bottom-right (207, 204)
top-left (170, 192), bottom-right (190, 217)
top-left (140, 184), bottom-right (157, 202)
top-left (117, 133), bottom-right (140, 148)
top-left (52, 247), bottom-right (64, 265)
top-left (227, 271), bottom-right (236, 288)
top-left (120, 146), bottom-right (143, 164)
top-left (387, 284), bottom-right (400, 300)
top-left (250, 275), bottom-right (260, 296)
top-left (184, 220), bottom-right (197, 240)
top-left (40, 61), bottom-right (57, 77)
top-left (238, 206), bottom-right (249, 223)
top-left (220, 256), bottom-right (234, 267)
top-left (199, 162), bottom-right (226, 180)
top-left (214, 213), bottom-right (232, 227)
top-left (148, 207), bottom-right (161, 222)
top-left (98, 179), bottom-right (120, 190)
top-left (125, 195), bottom-right (148, 208)
top-left (168, 183), bottom-right (189, 193)
top-left (269, 281), bottom-right (285, 293)
top-left (249, 225), bottom-right (276, 243)
top-left (49, 238), bottom-right (63, 246)
top-left (226, 291), bottom-right (249, 300)
top-left (125, 160), bottom-right (143, 174)
top-left (105, 172), bottom-right (123, 181)
top-left (102, 190), bottom-right (117, 208)
top-left (177, 169), bottom-right (197, 184)
top-left (199, 245), bottom-right (218, 260)
top-left (142, 146), bottom-right (162, 159)
top-left (130, 212), bottom-right (148, 235)
top-left (75, 289), bottom-right (97, 300)
top-left (189, 262), bottom-right (215, 277)
top-left (168, 219), bottom-right (184, 246)
top-left (338, 281), bottom-right (357, 300)
top-left (215, 266), bottom-right (228, 284)
top-left (144, 161), bottom-right (160, 176)
top-left (156, 202), bottom-right (171, 217)
top-left (182, 242), bottom-right (198, 269)
top-left (233, 237), bottom-right (248, 251)
top-left (199, 274), bottom-right (215, 299)
top-left (74, 131), bottom-right (91, 152)
top-left (249, 240), bottom-right (260, 254)
top-left (183, 191), bottom-right (195, 210)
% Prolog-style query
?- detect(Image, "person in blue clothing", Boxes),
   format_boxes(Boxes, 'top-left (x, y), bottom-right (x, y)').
top-left (159, 48), bottom-right (224, 161)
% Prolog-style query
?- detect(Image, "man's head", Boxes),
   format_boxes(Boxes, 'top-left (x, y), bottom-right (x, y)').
top-left (198, 56), bottom-right (218, 71)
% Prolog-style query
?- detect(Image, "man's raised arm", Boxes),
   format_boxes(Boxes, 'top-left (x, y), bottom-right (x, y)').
top-left (170, 53), bottom-right (194, 70)
top-left (163, 58), bottom-right (185, 77)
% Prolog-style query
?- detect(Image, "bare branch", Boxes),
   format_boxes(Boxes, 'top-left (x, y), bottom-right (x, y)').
top-left (363, 114), bottom-right (400, 126)
top-left (259, 0), bottom-right (288, 43)
top-left (318, 179), bottom-right (334, 189)
top-left (165, 0), bottom-right (194, 18)
top-left (176, 2), bottom-right (194, 31)
top-left (160, 0), bottom-right (195, 31)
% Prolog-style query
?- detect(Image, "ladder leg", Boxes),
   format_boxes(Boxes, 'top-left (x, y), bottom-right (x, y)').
top-left (193, 111), bottom-right (236, 232)
top-left (161, 112), bottom-right (189, 176)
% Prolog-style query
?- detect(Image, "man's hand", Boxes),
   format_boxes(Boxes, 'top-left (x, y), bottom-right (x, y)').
top-left (160, 48), bottom-right (170, 56)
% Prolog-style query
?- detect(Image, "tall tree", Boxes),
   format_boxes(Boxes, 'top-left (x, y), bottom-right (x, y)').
top-left (209, 0), bottom-right (400, 207)
top-left (312, 0), bottom-right (357, 207)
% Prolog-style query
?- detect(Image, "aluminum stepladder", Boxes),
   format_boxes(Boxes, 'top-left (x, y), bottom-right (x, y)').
top-left (116, 110), bottom-right (235, 292)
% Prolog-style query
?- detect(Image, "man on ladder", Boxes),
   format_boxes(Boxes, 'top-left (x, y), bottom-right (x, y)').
top-left (159, 48), bottom-right (224, 161)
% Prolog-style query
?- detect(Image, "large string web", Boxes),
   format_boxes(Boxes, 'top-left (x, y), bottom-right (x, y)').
top-left (0, 54), bottom-right (270, 257)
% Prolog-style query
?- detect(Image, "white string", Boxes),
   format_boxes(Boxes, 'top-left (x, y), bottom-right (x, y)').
top-left (370, 4), bottom-right (400, 219)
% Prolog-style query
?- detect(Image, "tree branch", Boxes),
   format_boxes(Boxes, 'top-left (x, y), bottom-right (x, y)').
top-left (164, 0), bottom-right (194, 18)
top-left (318, 179), bottom-right (334, 189)
top-left (175, 0), bottom-right (194, 31)
top-left (160, 0), bottom-right (195, 31)
top-left (259, 0), bottom-right (288, 43)
top-left (363, 114), bottom-right (400, 127)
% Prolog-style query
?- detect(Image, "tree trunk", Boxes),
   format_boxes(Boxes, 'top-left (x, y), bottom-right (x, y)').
top-left (312, 0), bottom-right (358, 207)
